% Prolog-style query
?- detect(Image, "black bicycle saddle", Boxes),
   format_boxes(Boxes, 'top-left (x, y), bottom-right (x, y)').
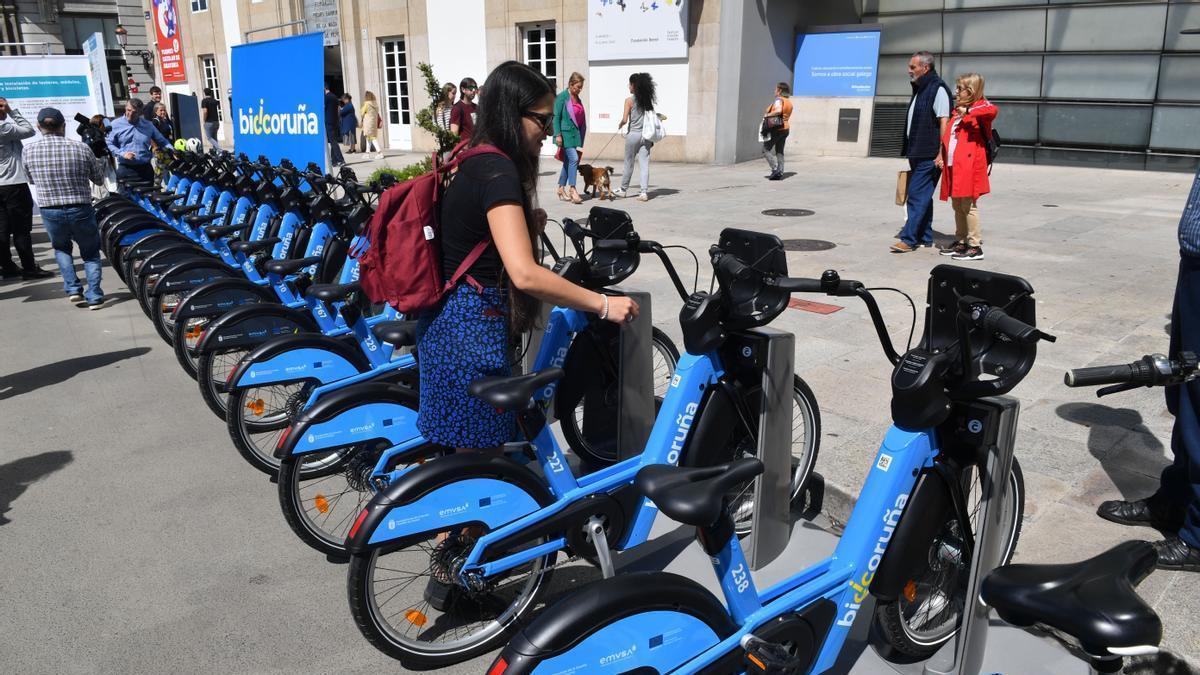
top-left (468, 368), bottom-right (564, 412)
top-left (371, 320), bottom-right (419, 348)
top-left (635, 458), bottom-right (764, 528)
top-left (981, 540), bottom-right (1162, 656)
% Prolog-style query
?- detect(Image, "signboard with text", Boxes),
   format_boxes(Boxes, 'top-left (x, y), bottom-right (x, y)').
top-left (231, 33), bottom-right (326, 170)
top-left (792, 30), bottom-right (881, 98)
top-left (588, 0), bottom-right (687, 61)
top-left (153, 0), bottom-right (188, 83)
top-left (83, 32), bottom-right (113, 115)
top-left (304, 0), bottom-right (341, 46)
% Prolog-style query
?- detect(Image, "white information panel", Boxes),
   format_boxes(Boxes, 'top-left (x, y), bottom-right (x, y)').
top-left (586, 62), bottom-right (688, 137)
top-left (588, 0), bottom-right (688, 61)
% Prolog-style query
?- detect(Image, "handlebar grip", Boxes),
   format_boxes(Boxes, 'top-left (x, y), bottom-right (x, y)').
top-left (1065, 364), bottom-right (1137, 387)
top-left (773, 277), bottom-right (824, 292)
top-left (594, 239), bottom-right (629, 251)
top-left (982, 308), bottom-right (1041, 343)
top-left (562, 218), bottom-right (585, 239)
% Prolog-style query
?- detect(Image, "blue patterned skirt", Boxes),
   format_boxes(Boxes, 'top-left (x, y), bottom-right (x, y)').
top-left (416, 285), bottom-right (517, 448)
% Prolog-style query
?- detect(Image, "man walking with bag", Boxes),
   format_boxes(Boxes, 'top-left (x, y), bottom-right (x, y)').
top-left (892, 51), bottom-right (951, 254)
top-left (22, 108), bottom-right (107, 309)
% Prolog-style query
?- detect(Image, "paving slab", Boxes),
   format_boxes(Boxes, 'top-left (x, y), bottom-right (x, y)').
top-left (1, 153), bottom-right (1196, 672)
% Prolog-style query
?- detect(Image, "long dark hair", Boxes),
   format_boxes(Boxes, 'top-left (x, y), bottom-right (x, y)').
top-left (630, 73), bottom-right (656, 112)
top-left (469, 60), bottom-right (554, 335)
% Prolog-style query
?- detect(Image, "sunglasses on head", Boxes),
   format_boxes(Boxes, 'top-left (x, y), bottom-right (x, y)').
top-left (523, 110), bottom-right (553, 133)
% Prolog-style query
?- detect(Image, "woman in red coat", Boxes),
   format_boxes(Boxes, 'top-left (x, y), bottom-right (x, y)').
top-left (937, 73), bottom-right (997, 261)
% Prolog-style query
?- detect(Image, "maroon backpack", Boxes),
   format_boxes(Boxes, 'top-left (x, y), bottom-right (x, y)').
top-left (355, 142), bottom-right (507, 312)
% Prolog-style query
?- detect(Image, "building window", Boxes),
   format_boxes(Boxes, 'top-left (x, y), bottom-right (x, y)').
top-left (521, 23), bottom-right (556, 90)
top-left (59, 14), bottom-right (120, 53)
top-left (200, 54), bottom-right (222, 121)
top-left (191, 0), bottom-right (208, 13)
top-left (381, 38), bottom-right (410, 126)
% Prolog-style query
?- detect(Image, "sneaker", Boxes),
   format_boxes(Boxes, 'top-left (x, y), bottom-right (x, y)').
top-left (613, 188), bottom-right (627, 199)
top-left (768, 172), bottom-right (782, 181)
top-left (21, 267), bottom-right (53, 280)
top-left (939, 241), bottom-right (966, 257)
top-left (88, 298), bottom-right (105, 311)
top-left (68, 292), bottom-right (84, 302)
top-left (636, 193), bottom-right (649, 202)
top-left (890, 242), bottom-right (917, 253)
top-left (952, 246), bottom-right (984, 261)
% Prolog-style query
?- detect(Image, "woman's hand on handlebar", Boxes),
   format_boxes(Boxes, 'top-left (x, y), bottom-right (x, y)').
top-left (601, 295), bottom-right (640, 325)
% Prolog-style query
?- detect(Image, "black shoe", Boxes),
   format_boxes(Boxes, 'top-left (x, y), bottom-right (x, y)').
top-left (1, 268), bottom-right (21, 279)
top-left (939, 241), bottom-right (966, 256)
top-left (21, 267), bottom-right (54, 280)
top-left (952, 246), bottom-right (984, 261)
top-left (1153, 536), bottom-right (1200, 572)
top-left (768, 172), bottom-right (782, 181)
top-left (1097, 495), bottom-right (1184, 532)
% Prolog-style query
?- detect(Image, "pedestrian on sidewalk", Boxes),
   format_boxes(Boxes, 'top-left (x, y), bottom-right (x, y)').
top-left (105, 98), bottom-right (169, 184)
top-left (615, 72), bottom-right (657, 202)
top-left (340, 93), bottom-right (358, 154)
top-left (324, 84), bottom-right (345, 168)
top-left (1097, 163), bottom-right (1200, 573)
top-left (150, 102), bottom-right (174, 143)
top-left (761, 81), bottom-right (793, 181)
top-left (937, 73), bottom-right (997, 262)
top-left (361, 91), bottom-right (382, 159)
top-left (0, 97), bottom-right (54, 280)
top-left (892, 51), bottom-right (951, 254)
top-left (450, 77), bottom-right (478, 141)
top-left (554, 72), bottom-right (586, 204)
top-left (22, 107), bottom-right (107, 309)
top-left (434, 83), bottom-right (457, 132)
top-left (200, 89), bottom-right (220, 150)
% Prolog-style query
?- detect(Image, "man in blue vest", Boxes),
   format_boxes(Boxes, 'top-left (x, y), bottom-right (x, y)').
top-left (892, 51), bottom-right (951, 254)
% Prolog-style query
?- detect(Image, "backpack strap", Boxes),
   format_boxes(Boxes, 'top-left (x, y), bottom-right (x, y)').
top-left (444, 239), bottom-right (490, 293)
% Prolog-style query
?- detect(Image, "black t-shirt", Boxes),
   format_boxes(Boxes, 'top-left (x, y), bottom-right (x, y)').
top-left (440, 153), bottom-right (523, 287)
top-left (201, 97), bottom-right (219, 125)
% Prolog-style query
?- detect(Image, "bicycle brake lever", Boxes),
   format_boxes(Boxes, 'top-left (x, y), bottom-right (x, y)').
top-left (1097, 382), bottom-right (1141, 398)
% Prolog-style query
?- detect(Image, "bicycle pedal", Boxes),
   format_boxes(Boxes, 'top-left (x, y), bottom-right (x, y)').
top-left (743, 639), bottom-right (800, 675)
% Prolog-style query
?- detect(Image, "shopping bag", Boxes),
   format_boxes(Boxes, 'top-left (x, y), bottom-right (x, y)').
top-left (896, 170), bottom-right (911, 206)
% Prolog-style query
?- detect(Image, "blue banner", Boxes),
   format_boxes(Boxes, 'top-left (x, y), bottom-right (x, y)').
top-left (792, 30), bottom-right (881, 98)
top-left (231, 32), bottom-right (326, 170)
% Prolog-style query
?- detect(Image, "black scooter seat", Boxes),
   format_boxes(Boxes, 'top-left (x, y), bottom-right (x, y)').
top-left (371, 320), bottom-right (419, 347)
top-left (204, 223), bottom-right (244, 239)
top-left (635, 459), bottom-right (764, 528)
top-left (981, 540), bottom-right (1162, 656)
top-left (169, 204), bottom-right (204, 217)
top-left (229, 237), bottom-right (279, 254)
top-left (151, 193), bottom-right (185, 205)
top-left (187, 213), bottom-right (225, 226)
top-left (468, 368), bottom-right (564, 412)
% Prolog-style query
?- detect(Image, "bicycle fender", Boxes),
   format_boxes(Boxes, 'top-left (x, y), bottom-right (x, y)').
top-left (173, 278), bottom-right (276, 320)
top-left (496, 571), bottom-right (735, 675)
top-left (228, 334), bottom-right (369, 389)
top-left (114, 222), bottom-right (173, 248)
top-left (194, 304), bottom-right (317, 353)
top-left (151, 259), bottom-right (239, 297)
top-left (869, 467), bottom-right (954, 602)
top-left (347, 453), bottom-right (552, 554)
top-left (280, 383), bottom-right (418, 458)
top-left (133, 244), bottom-right (209, 282)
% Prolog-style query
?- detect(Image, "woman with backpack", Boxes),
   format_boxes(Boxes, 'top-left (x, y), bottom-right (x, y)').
top-left (937, 72), bottom-right (997, 261)
top-left (615, 72), bottom-right (658, 202)
top-left (417, 60), bottom-right (639, 457)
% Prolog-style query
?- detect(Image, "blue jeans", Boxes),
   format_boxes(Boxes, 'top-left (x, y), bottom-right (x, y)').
top-left (1163, 254), bottom-right (1200, 548)
top-left (40, 204), bottom-right (103, 303)
top-left (900, 158), bottom-right (940, 247)
top-left (203, 122), bottom-right (220, 149)
top-left (558, 147), bottom-right (579, 188)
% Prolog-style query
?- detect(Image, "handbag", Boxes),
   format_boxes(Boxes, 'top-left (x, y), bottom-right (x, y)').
top-left (895, 170), bottom-right (911, 206)
top-left (761, 115), bottom-right (784, 135)
top-left (554, 146), bottom-right (583, 163)
top-left (641, 112), bottom-right (666, 143)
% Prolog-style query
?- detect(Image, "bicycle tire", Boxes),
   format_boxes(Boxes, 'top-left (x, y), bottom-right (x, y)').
top-left (871, 457), bottom-right (1025, 659)
top-left (227, 383), bottom-right (309, 476)
top-left (170, 315), bottom-right (206, 379)
top-left (195, 346), bottom-right (249, 419)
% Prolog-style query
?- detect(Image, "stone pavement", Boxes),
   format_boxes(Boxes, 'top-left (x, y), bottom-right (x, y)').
top-left (1, 151), bottom-right (1197, 673)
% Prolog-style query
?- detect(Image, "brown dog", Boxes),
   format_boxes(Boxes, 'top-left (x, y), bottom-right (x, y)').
top-left (578, 164), bottom-right (616, 200)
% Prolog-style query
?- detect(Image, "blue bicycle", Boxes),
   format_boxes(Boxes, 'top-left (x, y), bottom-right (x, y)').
top-left (339, 229), bottom-right (824, 668)
top-left (487, 228), bottom-right (1049, 674)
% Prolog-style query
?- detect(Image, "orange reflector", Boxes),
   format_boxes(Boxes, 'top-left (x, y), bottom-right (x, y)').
top-left (405, 609), bottom-right (428, 627)
top-left (186, 325), bottom-right (203, 340)
top-left (348, 508), bottom-right (369, 540)
top-left (487, 657), bottom-right (508, 675)
top-left (314, 494), bottom-right (330, 514)
top-left (246, 398), bottom-right (265, 416)
top-left (903, 580), bottom-right (917, 602)
top-left (747, 653), bottom-right (766, 670)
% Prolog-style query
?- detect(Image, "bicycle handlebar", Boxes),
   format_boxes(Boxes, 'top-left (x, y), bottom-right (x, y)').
top-left (1065, 353), bottom-right (1197, 390)
top-left (765, 270), bottom-right (902, 365)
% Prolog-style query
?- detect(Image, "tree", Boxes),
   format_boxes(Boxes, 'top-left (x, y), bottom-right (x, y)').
top-left (414, 62), bottom-right (459, 153)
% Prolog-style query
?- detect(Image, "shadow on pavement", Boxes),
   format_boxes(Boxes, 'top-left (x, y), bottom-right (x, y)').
top-left (646, 188), bottom-right (681, 199)
top-left (0, 450), bottom-right (74, 525)
top-left (1055, 401), bottom-right (1167, 499)
top-left (0, 347), bottom-right (151, 402)
top-left (0, 279), bottom-right (67, 303)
